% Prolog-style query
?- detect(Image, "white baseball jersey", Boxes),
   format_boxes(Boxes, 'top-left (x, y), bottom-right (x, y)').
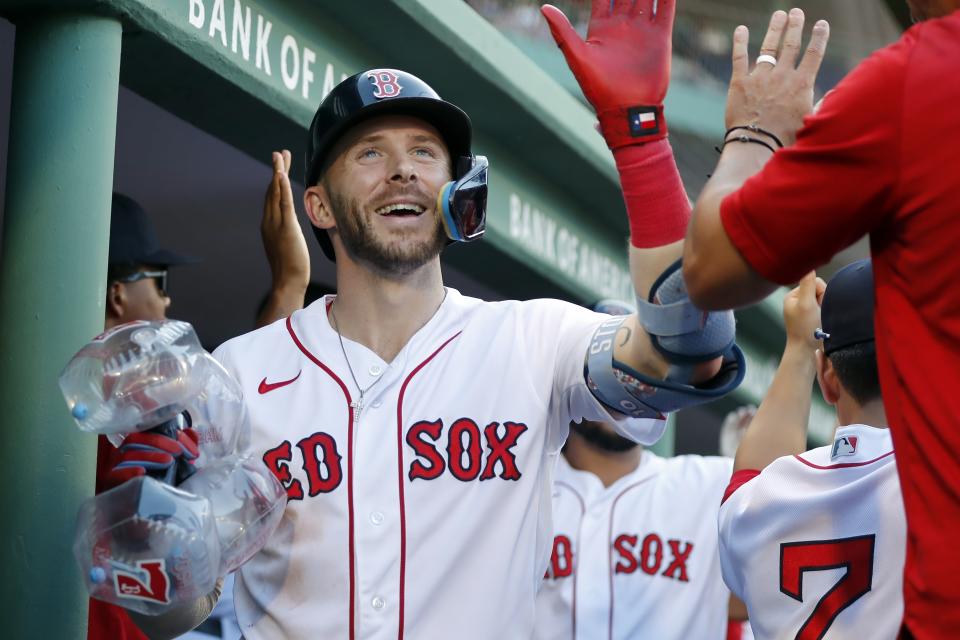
top-left (718, 425), bottom-right (905, 640)
top-left (212, 288), bottom-right (663, 640)
top-left (534, 452), bottom-right (733, 640)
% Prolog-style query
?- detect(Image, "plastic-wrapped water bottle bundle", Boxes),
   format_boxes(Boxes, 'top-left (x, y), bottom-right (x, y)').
top-left (61, 320), bottom-right (286, 615)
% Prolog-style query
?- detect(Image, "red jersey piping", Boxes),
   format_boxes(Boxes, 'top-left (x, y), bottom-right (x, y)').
top-left (793, 449), bottom-right (895, 470)
top-left (286, 315), bottom-right (356, 640)
top-left (607, 476), bottom-right (657, 640)
top-left (395, 331), bottom-right (462, 640)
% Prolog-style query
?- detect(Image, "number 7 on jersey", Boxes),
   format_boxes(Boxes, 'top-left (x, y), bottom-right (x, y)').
top-left (779, 535), bottom-right (876, 640)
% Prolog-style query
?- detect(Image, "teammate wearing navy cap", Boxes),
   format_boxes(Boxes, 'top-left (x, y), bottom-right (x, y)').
top-left (718, 262), bottom-right (905, 639)
top-left (88, 193), bottom-right (201, 640)
top-left (104, 193), bottom-right (198, 327)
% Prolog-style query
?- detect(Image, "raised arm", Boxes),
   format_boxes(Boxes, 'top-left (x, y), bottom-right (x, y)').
top-left (256, 150), bottom-right (310, 328)
top-left (543, 0), bottom-right (744, 421)
top-left (732, 272), bottom-right (824, 472)
top-left (683, 9), bottom-right (830, 309)
top-left (542, 0), bottom-right (689, 304)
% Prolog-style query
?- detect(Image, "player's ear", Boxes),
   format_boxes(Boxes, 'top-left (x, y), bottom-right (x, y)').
top-left (304, 181), bottom-right (336, 231)
top-left (816, 350), bottom-right (840, 406)
top-left (106, 281), bottom-right (126, 322)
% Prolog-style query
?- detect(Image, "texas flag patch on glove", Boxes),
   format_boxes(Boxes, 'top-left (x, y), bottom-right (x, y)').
top-left (628, 106), bottom-right (663, 137)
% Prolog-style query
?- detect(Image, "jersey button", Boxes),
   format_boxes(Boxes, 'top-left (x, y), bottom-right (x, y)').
top-left (370, 511), bottom-right (384, 525)
top-left (371, 400), bottom-right (382, 409)
top-left (372, 596), bottom-right (385, 611)
top-left (368, 365), bottom-right (383, 376)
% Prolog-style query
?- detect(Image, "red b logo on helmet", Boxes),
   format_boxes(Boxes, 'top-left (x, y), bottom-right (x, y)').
top-left (368, 70), bottom-right (402, 99)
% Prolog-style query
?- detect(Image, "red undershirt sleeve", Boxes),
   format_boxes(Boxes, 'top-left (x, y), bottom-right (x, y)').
top-left (726, 620), bottom-right (745, 640)
top-left (719, 33), bottom-right (912, 285)
top-left (722, 469), bottom-right (761, 505)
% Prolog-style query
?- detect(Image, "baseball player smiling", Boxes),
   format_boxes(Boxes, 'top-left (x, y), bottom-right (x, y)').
top-left (113, 1), bottom-right (747, 637)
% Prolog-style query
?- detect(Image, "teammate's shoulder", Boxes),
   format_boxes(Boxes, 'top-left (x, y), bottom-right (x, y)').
top-left (909, 8), bottom-right (960, 52)
top-left (793, 425), bottom-right (896, 470)
top-left (812, 26), bottom-right (914, 120)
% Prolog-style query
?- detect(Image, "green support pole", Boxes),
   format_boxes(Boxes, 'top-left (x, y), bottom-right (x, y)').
top-left (0, 12), bottom-right (121, 639)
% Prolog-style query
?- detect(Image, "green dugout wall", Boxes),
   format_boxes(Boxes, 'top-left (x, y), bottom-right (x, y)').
top-left (0, 1), bottom-right (831, 636)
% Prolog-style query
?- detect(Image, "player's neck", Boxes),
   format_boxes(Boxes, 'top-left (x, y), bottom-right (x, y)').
top-left (836, 395), bottom-right (888, 429)
top-left (563, 433), bottom-right (643, 488)
top-left (331, 258), bottom-right (446, 363)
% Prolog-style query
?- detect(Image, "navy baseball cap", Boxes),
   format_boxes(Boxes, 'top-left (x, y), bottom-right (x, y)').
top-left (305, 69), bottom-right (472, 188)
top-left (819, 259), bottom-right (874, 355)
top-left (108, 193), bottom-right (198, 266)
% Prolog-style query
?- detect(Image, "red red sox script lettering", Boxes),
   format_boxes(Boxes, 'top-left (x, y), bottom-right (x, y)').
top-left (545, 532), bottom-right (695, 582)
top-left (262, 418), bottom-right (528, 499)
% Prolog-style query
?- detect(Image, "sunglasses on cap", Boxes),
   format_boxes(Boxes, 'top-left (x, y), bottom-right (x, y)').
top-left (115, 270), bottom-right (169, 296)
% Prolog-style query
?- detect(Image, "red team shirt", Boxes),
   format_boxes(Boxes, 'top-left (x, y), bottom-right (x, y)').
top-left (719, 10), bottom-right (960, 637)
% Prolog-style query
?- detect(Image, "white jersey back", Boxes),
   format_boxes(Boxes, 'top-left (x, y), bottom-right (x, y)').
top-left (212, 289), bottom-right (662, 640)
top-left (535, 453), bottom-right (733, 640)
top-left (718, 425), bottom-right (905, 640)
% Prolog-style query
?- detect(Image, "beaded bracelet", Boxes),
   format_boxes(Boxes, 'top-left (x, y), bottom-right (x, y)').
top-left (725, 124), bottom-right (784, 149)
top-left (716, 135), bottom-right (778, 155)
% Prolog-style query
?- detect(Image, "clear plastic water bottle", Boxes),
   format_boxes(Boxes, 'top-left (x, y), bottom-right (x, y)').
top-left (74, 476), bottom-right (221, 615)
top-left (62, 320), bottom-right (285, 615)
top-left (59, 320), bottom-right (246, 457)
top-left (180, 455), bottom-right (288, 574)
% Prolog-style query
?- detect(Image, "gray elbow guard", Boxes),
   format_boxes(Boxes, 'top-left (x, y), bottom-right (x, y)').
top-left (585, 259), bottom-right (745, 419)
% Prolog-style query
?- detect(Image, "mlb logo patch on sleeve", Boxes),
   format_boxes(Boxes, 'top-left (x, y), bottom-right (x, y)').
top-left (628, 106), bottom-right (661, 137)
top-left (831, 435), bottom-right (859, 459)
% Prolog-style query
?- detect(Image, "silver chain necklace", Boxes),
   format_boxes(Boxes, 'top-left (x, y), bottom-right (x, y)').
top-left (330, 305), bottom-right (385, 424)
top-left (329, 290), bottom-right (447, 423)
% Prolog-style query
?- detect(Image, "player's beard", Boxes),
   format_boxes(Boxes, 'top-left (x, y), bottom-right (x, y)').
top-left (328, 186), bottom-right (447, 277)
top-left (569, 420), bottom-right (640, 453)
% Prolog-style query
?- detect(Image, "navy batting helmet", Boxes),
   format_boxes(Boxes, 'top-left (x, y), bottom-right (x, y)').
top-left (305, 69), bottom-right (475, 261)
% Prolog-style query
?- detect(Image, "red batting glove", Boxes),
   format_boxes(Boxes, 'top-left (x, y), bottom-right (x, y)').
top-left (542, 0), bottom-right (676, 148)
top-left (106, 427), bottom-right (200, 489)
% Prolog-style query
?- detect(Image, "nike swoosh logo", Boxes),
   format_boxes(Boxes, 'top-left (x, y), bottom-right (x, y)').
top-left (258, 371), bottom-right (302, 394)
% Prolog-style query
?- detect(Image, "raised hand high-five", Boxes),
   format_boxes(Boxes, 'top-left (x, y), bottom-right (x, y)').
top-left (726, 9), bottom-right (830, 147)
top-left (541, 0), bottom-right (676, 149)
top-left (257, 149), bottom-right (310, 327)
